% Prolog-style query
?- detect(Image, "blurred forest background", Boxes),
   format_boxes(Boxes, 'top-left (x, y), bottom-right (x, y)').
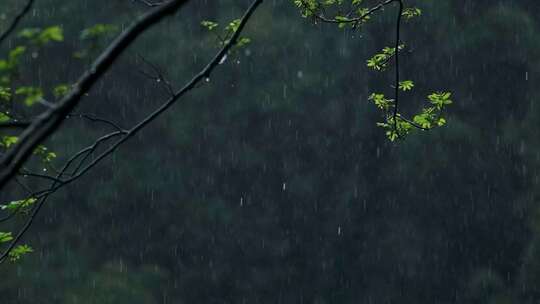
top-left (2, 0), bottom-right (540, 303)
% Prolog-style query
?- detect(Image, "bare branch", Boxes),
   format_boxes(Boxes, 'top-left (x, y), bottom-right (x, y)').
top-left (67, 0), bottom-right (264, 186)
top-left (137, 54), bottom-right (175, 96)
top-left (0, 130), bottom-right (125, 263)
top-left (0, 0), bottom-right (189, 190)
top-left (18, 170), bottom-right (65, 184)
top-left (0, 0), bottom-right (264, 264)
top-left (0, 0), bottom-right (35, 46)
top-left (67, 113), bottom-right (126, 132)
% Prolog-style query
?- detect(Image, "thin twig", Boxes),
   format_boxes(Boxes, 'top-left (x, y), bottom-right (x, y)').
top-left (137, 54), bottom-right (175, 96)
top-left (0, 0), bottom-right (190, 264)
top-left (301, 0), bottom-right (394, 25)
top-left (67, 113), bottom-right (126, 132)
top-left (18, 170), bottom-right (65, 184)
top-left (0, 0), bottom-right (263, 264)
top-left (0, 0), bottom-right (189, 190)
top-left (66, 0), bottom-right (264, 186)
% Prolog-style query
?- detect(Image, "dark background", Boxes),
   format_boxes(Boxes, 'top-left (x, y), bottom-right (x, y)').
top-left (2, 0), bottom-right (540, 303)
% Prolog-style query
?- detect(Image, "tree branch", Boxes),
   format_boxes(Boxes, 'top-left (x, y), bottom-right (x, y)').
top-left (0, 0), bottom-right (35, 46)
top-left (0, 0), bottom-right (264, 264)
top-left (301, 0), bottom-right (394, 25)
top-left (67, 113), bottom-right (126, 132)
top-left (0, 129), bottom-right (125, 263)
top-left (0, 0), bottom-right (189, 190)
top-left (65, 0), bottom-right (263, 186)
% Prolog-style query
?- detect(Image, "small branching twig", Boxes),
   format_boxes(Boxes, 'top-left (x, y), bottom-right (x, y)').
top-left (0, 0), bottom-right (263, 264)
top-left (67, 113), bottom-right (126, 132)
top-left (137, 54), bottom-right (175, 96)
top-left (0, 0), bottom-right (189, 190)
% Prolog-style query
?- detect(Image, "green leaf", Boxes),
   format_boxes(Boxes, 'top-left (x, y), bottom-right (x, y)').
top-left (18, 28), bottom-right (41, 39)
top-left (413, 113), bottom-right (432, 129)
top-left (437, 117), bottom-right (447, 126)
top-left (236, 37), bottom-right (251, 48)
top-left (225, 19), bottom-right (242, 33)
top-left (8, 245), bottom-right (33, 262)
top-left (15, 86), bottom-right (43, 106)
top-left (0, 86), bottom-right (11, 100)
top-left (368, 93), bottom-right (393, 110)
top-left (366, 45), bottom-right (405, 71)
top-left (0, 232), bottom-right (13, 243)
top-left (386, 130), bottom-right (399, 141)
top-left (428, 91), bottom-right (453, 109)
top-left (33, 145), bottom-right (57, 163)
top-left (0, 113), bottom-right (9, 122)
top-left (398, 80), bottom-right (414, 91)
top-left (201, 20), bottom-right (219, 31)
top-left (53, 84), bottom-right (70, 98)
top-left (80, 24), bottom-right (118, 40)
top-left (356, 8), bottom-right (371, 21)
top-left (39, 26), bottom-right (64, 43)
top-left (1, 197), bottom-right (37, 212)
top-left (8, 46), bottom-right (26, 66)
top-left (402, 7), bottom-right (422, 20)
top-left (1, 136), bottom-right (18, 148)
top-left (0, 60), bottom-right (8, 71)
